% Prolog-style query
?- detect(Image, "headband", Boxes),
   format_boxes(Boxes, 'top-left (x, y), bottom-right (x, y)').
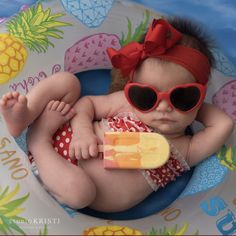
top-left (107, 19), bottom-right (211, 85)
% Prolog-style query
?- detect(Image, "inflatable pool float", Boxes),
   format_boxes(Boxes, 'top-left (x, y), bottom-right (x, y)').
top-left (0, 0), bottom-right (235, 235)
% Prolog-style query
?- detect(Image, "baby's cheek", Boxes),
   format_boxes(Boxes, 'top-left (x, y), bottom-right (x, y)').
top-left (134, 112), bottom-right (150, 124)
top-left (179, 112), bottom-right (197, 127)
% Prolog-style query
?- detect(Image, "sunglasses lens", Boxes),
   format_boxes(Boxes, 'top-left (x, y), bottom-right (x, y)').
top-left (128, 85), bottom-right (157, 111)
top-left (170, 86), bottom-right (201, 111)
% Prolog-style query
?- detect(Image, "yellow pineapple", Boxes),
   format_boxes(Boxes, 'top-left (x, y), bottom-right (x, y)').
top-left (217, 145), bottom-right (236, 171)
top-left (83, 225), bottom-right (142, 236)
top-left (0, 3), bottom-right (71, 84)
top-left (0, 184), bottom-right (29, 235)
top-left (39, 224), bottom-right (48, 235)
top-left (0, 34), bottom-right (27, 84)
top-left (148, 223), bottom-right (199, 235)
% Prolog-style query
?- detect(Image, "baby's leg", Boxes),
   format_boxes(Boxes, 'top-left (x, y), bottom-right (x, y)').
top-left (27, 100), bottom-right (96, 209)
top-left (80, 159), bottom-right (153, 212)
top-left (0, 72), bottom-right (80, 137)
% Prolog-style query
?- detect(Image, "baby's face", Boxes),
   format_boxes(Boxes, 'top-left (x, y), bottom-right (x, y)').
top-left (132, 58), bottom-right (200, 137)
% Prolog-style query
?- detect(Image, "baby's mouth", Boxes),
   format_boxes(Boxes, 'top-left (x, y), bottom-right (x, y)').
top-left (158, 118), bottom-right (175, 123)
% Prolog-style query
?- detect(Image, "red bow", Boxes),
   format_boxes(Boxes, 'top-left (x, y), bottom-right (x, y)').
top-left (107, 19), bottom-right (182, 77)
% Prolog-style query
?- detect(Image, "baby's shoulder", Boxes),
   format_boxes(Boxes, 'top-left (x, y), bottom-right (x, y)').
top-left (109, 90), bottom-right (129, 105)
top-left (109, 90), bottom-right (126, 98)
top-left (106, 90), bottom-right (132, 115)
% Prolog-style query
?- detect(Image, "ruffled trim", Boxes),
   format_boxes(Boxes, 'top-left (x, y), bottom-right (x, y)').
top-left (101, 111), bottom-right (154, 133)
top-left (140, 170), bottom-right (160, 191)
top-left (169, 142), bottom-right (190, 171)
top-left (101, 117), bottom-right (114, 132)
top-left (141, 142), bottom-right (190, 192)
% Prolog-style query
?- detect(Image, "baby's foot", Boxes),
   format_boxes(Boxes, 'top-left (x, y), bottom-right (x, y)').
top-left (27, 100), bottom-right (75, 150)
top-left (0, 92), bottom-right (28, 137)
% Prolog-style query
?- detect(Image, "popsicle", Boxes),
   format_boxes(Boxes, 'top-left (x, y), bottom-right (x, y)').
top-left (100, 132), bottom-right (170, 169)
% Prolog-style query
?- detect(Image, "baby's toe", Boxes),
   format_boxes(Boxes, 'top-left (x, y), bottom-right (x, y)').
top-left (64, 108), bottom-right (75, 121)
top-left (56, 102), bottom-right (66, 112)
top-left (12, 91), bottom-right (20, 98)
top-left (51, 101), bottom-right (60, 111)
top-left (46, 100), bottom-right (55, 110)
top-left (61, 104), bottom-right (71, 115)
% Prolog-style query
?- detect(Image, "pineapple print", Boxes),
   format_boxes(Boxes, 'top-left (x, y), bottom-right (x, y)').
top-left (83, 225), bottom-right (142, 235)
top-left (212, 80), bottom-right (236, 122)
top-left (120, 10), bottom-right (150, 46)
top-left (60, 0), bottom-right (114, 28)
top-left (0, 34), bottom-right (27, 84)
top-left (217, 145), bottom-right (236, 171)
top-left (64, 10), bottom-right (150, 74)
top-left (148, 223), bottom-right (199, 236)
top-left (0, 184), bottom-right (29, 235)
top-left (39, 224), bottom-right (48, 235)
top-left (0, 3), bottom-right (71, 84)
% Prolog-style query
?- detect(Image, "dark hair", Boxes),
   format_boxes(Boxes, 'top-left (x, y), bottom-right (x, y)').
top-left (167, 17), bottom-right (215, 67)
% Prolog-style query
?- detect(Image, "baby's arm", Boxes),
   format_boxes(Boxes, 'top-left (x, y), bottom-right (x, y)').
top-left (69, 91), bottom-right (126, 159)
top-left (186, 103), bottom-right (234, 167)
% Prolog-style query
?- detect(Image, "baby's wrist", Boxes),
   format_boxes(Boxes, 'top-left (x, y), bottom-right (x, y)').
top-left (74, 127), bottom-right (94, 137)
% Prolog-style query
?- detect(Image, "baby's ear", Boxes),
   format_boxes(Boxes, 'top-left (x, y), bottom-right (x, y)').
top-left (109, 68), bottom-right (127, 93)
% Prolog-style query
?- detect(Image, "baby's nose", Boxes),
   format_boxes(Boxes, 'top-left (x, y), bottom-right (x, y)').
top-left (155, 99), bottom-right (172, 113)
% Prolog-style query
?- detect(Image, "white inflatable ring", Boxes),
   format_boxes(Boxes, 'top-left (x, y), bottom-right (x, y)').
top-left (0, 1), bottom-right (236, 235)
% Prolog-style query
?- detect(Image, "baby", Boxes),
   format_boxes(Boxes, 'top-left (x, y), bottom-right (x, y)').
top-left (0, 18), bottom-right (234, 212)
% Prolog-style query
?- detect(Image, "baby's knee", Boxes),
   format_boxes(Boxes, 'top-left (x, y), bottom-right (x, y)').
top-left (58, 175), bottom-right (96, 209)
top-left (52, 72), bottom-right (81, 96)
top-left (58, 71), bottom-right (78, 82)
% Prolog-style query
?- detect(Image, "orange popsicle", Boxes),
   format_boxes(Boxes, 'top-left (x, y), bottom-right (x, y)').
top-left (101, 132), bottom-right (170, 169)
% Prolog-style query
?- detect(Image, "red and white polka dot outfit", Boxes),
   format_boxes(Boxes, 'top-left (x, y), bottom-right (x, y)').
top-left (52, 123), bottom-right (77, 165)
top-left (29, 112), bottom-right (190, 191)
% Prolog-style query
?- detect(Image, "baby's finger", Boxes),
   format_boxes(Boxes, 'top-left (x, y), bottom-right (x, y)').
top-left (81, 147), bottom-right (90, 159)
top-left (75, 146), bottom-right (82, 160)
top-left (89, 144), bottom-right (98, 157)
top-left (69, 152), bottom-right (76, 161)
top-left (69, 144), bottom-right (75, 159)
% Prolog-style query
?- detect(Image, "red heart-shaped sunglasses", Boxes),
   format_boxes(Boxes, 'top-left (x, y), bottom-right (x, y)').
top-left (124, 82), bottom-right (207, 113)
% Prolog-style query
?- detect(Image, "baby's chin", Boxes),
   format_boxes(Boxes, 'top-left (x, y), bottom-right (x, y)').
top-left (153, 123), bottom-right (185, 137)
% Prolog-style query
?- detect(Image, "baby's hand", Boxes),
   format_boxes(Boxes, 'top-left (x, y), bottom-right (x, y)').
top-left (69, 133), bottom-right (99, 160)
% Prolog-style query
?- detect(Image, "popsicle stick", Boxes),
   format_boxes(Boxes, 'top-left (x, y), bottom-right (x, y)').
top-left (99, 132), bottom-right (170, 169)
